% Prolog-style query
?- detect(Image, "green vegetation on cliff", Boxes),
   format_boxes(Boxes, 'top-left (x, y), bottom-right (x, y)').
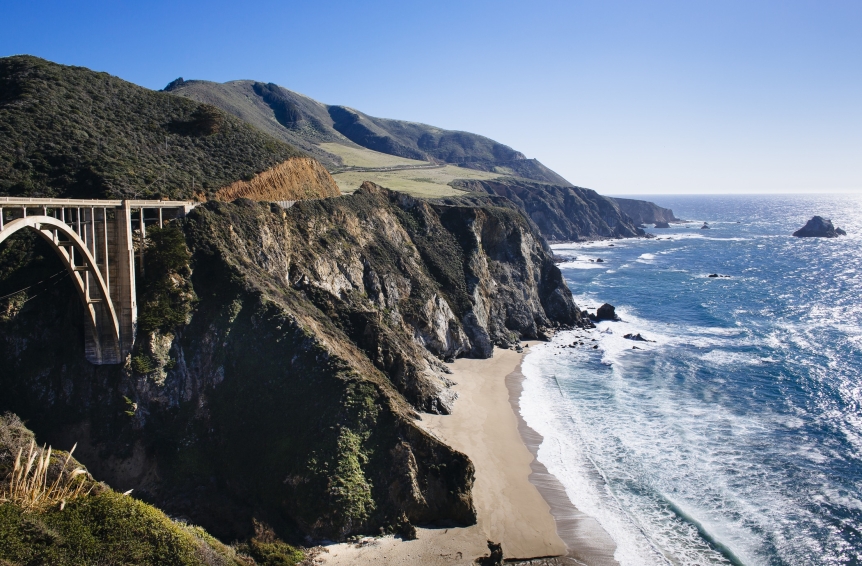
top-left (0, 56), bottom-right (302, 200)
top-left (136, 225), bottom-right (195, 335)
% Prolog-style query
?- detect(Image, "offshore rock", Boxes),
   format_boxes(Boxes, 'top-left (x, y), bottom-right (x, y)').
top-left (654, 221), bottom-right (670, 229)
top-left (793, 216), bottom-right (846, 238)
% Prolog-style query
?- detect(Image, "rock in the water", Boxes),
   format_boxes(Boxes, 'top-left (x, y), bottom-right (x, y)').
top-left (793, 216), bottom-right (846, 238)
top-left (708, 273), bottom-right (718, 278)
top-left (654, 221), bottom-right (670, 229)
top-left (590, 303), bottom-right (619, 322)
top-left (623, 333), bottom-right (647, 341)
top-left (701, 222), bottom-right (710, 229)
top-left (595, 258), bottom-right (604, 263)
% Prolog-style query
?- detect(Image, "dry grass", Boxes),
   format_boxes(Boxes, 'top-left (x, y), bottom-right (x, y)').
top-left (319, 142), bottom-right (429, 168)
top-left (331, 165), bottom-right (501, 198)
top-left (0, 439), bottom-right (91, 512)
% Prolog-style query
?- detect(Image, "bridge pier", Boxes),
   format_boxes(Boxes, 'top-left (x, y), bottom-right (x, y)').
top-left (0, 198), bottom-right (196, 365)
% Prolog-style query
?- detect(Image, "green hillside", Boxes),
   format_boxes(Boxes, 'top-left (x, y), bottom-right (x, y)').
top-left (166, 79), bottom-right (573, 187)
top-left (0, 56), bottom-right (303, 200)
top-left (0, 413), bottom-right (283, 565)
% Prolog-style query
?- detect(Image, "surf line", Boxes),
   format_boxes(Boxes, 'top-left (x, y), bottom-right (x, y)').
top-left (544, 347), bottom-right (671, 563)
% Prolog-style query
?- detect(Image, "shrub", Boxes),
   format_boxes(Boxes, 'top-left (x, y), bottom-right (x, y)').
top-left (136, 225), bottom-right (195, 335)
top-left (234, 520), bottom-right (304, 566)
top-left (131, 355), bottom-right (155, 374)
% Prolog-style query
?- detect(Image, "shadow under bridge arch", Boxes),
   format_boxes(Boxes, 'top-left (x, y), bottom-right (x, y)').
top-left (0, 215), bottom-right (121, 364)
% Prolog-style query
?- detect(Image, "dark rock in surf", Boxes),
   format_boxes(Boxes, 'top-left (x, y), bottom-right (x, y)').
top-left (708, 273), bottom-right (718, 278)
top-left (623, 333), bottom-right (649, 341)
top-left (701, 223), bottom-right (710, 230)
top-left (654, 221), bottom-right (670, 229)
top-left (793, 216), bottom-right (846, 238)
top-left (590, 303), bottom-right (619, 322)
top-left (595, 258), bottom-right (604, 263)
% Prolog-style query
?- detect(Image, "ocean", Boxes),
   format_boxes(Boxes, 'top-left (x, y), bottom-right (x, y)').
top-left (520, 194), bottom-right (862, 565)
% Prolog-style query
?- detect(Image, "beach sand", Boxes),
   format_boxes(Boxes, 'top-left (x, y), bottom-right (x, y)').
top-left (315, 345), bottom-right (618, 565)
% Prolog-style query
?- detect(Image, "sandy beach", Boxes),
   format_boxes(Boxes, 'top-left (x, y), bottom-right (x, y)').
top-left (315, 345), bottom-right (618, 565)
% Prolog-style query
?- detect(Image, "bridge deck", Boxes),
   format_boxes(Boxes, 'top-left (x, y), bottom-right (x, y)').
top-left (0, 197), bottom-right (196, 208)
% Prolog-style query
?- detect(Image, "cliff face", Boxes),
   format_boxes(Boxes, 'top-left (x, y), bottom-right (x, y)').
top-left (0, 183), bottom-right (579, 543)
top-left (612, 197), bottom-right (678, 225)
top-left (215, 156), bottom-right (341, 202)
top-left (453, 178), bottom-right (644, 241)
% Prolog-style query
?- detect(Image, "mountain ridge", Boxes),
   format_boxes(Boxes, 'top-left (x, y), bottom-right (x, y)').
top-left (165, 78), bottom-right (573, 187)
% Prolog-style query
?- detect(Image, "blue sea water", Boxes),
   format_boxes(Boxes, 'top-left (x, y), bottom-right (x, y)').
top-left (520, 194), bottom-right (862, 565)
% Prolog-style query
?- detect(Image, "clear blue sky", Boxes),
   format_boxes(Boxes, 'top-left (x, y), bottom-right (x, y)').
top-left (2, 0), bottom-right (860, 194)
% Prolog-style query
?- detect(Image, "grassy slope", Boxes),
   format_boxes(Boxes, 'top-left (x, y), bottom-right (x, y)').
top-left (166, 79), bottom-right (573, 192)
top-left (0, 493), bottom-right (250, 566)
top-left (319, 142), bottom-right (428, 168)
top-left (0, 56), bottom-right (303, 200)
top-left (331, 165), bottom-right (500, 198)
top-left (319, 142), bottom-right (505, 197)
top-left (0, 413), bottom-right (264, 566)
top-left (164, 79), bottom-right (344, 170)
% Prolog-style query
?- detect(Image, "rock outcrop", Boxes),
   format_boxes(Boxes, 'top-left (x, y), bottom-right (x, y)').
top-left (611, 198), bottom-right (679, 225)
top-left (452, 178), bottom-right (644, 241)
top-left (215, 156), bottom-right (341, 202)
top-left (792, 216), bottom-right (846, 238)
top-left (0, 183), bottom-right (580, 543)
top-left (590, 303), bottom-right (620, 322)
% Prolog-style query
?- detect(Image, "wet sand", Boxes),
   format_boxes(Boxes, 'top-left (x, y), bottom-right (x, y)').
top-left (506, 365), bottom-right (619, 566)
top-left (315, 345), bottom-right (617, 565)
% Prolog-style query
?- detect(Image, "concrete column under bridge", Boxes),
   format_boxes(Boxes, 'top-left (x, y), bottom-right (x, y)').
top-left (0, 197), bottom-right (196, 365)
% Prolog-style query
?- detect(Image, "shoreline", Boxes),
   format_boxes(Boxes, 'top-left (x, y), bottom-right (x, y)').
top-left (506, 362), bottom-right (619, 565)
top-left (315, 345), bottom-right (615, 565)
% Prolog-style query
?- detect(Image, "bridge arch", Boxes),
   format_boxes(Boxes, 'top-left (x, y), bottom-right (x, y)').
top-left (0, 215), bottom-right (121, 364)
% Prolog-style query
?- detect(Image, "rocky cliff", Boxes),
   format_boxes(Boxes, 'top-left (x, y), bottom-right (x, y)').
top-left (0, 183), bottom-right (580, 543)
top-left (215, 156), bottom-right (341, 202)
top-left (452, 178), bottom-right (644, 241)
top-left (611, 197), bottom-right (679, 225)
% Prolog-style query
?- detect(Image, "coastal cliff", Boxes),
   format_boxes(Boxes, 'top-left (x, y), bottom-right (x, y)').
top-left (452, 178), bottom-right (644, 241)
top-left (0, 182), bottom-right (579, 542)
top-left (611, 197), bottom-right (679, 225)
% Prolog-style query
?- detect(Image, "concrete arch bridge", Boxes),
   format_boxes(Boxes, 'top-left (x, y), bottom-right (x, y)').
top-left (0, 198), bottom-right (196, 364)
